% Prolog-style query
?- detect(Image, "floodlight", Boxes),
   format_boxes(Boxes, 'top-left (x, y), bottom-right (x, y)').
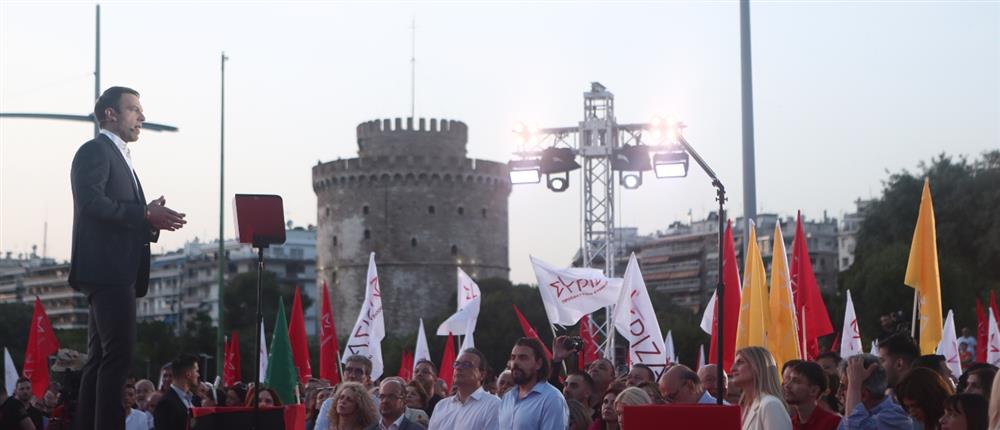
top-left (653, 151), bottom-right (690, 178)
top-left (620, 171), bottom-right (643, 189)
top-left (539, 147), bottom-right (581, 174)
top-left (508, 159), bottom-right (542, 184)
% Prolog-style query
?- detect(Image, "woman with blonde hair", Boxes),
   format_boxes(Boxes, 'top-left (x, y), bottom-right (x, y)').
top-left (613, 386), bottom-right (653, 429)
top-left (731, 346), bottom-right (793, 430)
top-left (988, 372), bottom-right (1000, 430)
top-left (323, 382), bottom-right (377, 430)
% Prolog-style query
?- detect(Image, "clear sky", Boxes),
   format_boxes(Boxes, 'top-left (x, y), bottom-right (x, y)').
top-left (1, 1), bottom-right (997, 284)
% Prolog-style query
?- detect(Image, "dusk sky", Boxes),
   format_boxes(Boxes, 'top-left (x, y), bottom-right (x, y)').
top-left (1, 1), bottom-right (997, 284)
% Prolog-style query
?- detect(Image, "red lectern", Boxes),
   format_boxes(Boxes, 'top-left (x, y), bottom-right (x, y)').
top-left (622, 404), bottom-right (741, 429)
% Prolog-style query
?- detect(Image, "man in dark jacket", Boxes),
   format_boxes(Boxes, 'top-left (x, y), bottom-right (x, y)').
top-left (154, 355), bottom-right (199, 430)
top-left (71, 86), bottom-right (186, 430)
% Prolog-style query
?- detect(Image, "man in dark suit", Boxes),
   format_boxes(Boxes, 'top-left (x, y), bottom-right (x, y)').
top-left (367, 379), bottom-right (424, 430)
top-left (71, 86), bottom-right (186, 430)
top-left (154, 355), bottom-right (199, 430)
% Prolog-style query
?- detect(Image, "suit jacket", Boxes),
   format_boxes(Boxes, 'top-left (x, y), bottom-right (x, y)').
top-left (153, 387), bottom-right (190, 430)
top-left (364, 415), bottom-right (424, 430)
top-left (69, 133), bottom-right (158, 297)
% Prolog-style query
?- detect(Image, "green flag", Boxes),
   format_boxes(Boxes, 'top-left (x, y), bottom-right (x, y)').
top-left (265, 297), bottom-right (298, 404)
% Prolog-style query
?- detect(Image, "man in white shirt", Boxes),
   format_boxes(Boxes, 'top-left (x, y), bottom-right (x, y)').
top-left (123, 383), bottom-right (152, 430)
top-left (428, 348), bottom-right (500, 430)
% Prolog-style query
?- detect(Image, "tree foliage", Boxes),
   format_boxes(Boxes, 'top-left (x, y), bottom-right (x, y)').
top-left (839, 151), bottom-right (1000, 338)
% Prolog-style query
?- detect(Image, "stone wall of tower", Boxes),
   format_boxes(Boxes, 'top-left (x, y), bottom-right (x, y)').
top-left (313, 117), bottom-right (510, 336)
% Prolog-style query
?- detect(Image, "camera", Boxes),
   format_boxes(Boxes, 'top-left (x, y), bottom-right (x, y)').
top-left (561, 336), bottom-right (584, 352)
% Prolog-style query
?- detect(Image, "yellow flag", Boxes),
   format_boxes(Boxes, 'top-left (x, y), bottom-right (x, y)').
top-left (904, 178), bottom-right (943, 355)
top-left (768, 221), bottom-right (801, 372)
top-left (736, 221), bottom-right (770, 349)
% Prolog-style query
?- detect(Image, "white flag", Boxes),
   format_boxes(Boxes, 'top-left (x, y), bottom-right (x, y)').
top-left (870, 339), bottom-right (879, 356)
top-left (460, 316), bottom-right (476, 352)
top-left (413, 319), bottom-right (431, 372)
top-left (699, 292), bottom-right (717, 335)
top-left (613, 253), bottom-right (668, 377)
top-left (4, 347), bottom-right (17, 397)
top-left (840, 290), bottom-right (864, 359)
top-left (530, 256), bottom-right (622, 326)
top-left (664, 331), bottom-right (677, 365)
top-left (987, 311), bottom-right (1000, 367)
top-left (696, 345), bottom-right (706, 370)
top-left (343, 253), bottom-right (386, 379)
top-left (437, 268), bottom-right (482, 336)
top-left (936, 310), bottom-right (962, 379)
top-left (259, 320), bottom-right (269, 383)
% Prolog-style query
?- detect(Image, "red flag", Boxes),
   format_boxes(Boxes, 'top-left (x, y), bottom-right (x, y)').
top-left (708, 221), bottom-right (741, 371)
top-left (512, 304), bottom-right (553, 360)
top-left (223, 331), bottom-right (242, 387)
top-left (439, 333), bottom-right (456, 391)
top-left (319, 282), bottom-right (340, 384)
top-left (791, 211), bottom-right (834, 360)
top-left (287, 286), bottom-right (312, 383)
top-left (578, 314), bottom-right (599, 370)
top-left (398, 349), bottom-right (413, 381)
top-left (23, 297), bottom-right (59, 399)
top-left (977, 299), bottom-right (988, 362)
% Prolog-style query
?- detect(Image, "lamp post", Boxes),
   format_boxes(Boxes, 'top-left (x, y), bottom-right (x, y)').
top-left (217, 51), bottom-right (229, 380)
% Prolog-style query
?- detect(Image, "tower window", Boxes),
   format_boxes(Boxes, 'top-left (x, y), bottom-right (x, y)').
top-left (363, 205), bottom-right (370, 215)
top-left (411, 237), bottom-right (418, 247)
top-left (457, 206), bottom-right (464, 215)
top-left (325, 207), bottom-right (331, 217)
top-left (451, 245), bottom-right (458, 256)
top-left (481, 208), bottom-right (487, 218)
top-left (333, 236), bottom-right (338, 246)
top-left (428, 205), bottom-right (436, 214)
top-left (364, 230), bottom-right (371, 240)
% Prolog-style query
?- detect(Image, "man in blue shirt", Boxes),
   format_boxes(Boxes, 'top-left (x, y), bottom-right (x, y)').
top-left (838, 354), bottom-right (912, 430)
top-left (498, 338), bottom-right (569, 430)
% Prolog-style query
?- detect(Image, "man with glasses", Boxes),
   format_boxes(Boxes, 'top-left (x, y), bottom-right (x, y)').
top-left (659, 365), bottom-right (717, 404)
top-left (427, 348), bottom-right (499, 430)
top-left (365, 379), bottom-right (422, 430)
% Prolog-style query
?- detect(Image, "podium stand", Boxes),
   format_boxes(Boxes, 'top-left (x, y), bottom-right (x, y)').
top-left (622, 404), bottom-right (741, 429)
top-left (233, 194), bottom-right (286, 429)
top-left (192, 405), bottom-right (305, 430)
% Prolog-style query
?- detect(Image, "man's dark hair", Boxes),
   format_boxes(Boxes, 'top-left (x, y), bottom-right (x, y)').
top-left (789, 361), bottom-right (828, 393)
top-left (16, 377), bottom-right (30, 386)
top-left (170, 354), bottom-right (198, 376)
top-left (94, 86), bottom-right (140, 124)
top-left (461, 348), bottom-right (490, 373)
top-left (879, 333), bottom-right (920, 365)
top-left (514, 337), bottom-right (551, 382)
top-left (632, 364), bottom-right (656, 381)
top-left (567, 371), bottom-right (595, 390)
top-left (345, 354), bottom-right (373, 376)
top-left (781, 359), bottom-right (804, 374)
top-left (415, 359), bottom-right (436, 371)
top-left (817, 352), bottom-right (842, 365)
top-left (913, 354), bottom-right (949, 377)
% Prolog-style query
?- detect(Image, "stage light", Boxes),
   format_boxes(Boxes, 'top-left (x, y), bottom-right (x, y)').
top-left (620, 171), bottom-right (642, 189)
top-left (508, 159), bottom-right (542, 184)
top-left (653, 151), bottom-right (690, 178)
top-left (546, 172), bottom-right (571, 192)
top-left (611, 145), bottom-right (652, 171)
top-left (539, 147), bottom-right (581, 174)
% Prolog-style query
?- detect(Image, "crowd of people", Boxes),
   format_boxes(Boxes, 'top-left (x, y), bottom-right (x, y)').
top-left (2, 332), bottom-right (1000, 430)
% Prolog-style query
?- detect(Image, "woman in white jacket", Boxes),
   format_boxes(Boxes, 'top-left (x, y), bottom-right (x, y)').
top-left (732, 346), bottom-right (793, 430)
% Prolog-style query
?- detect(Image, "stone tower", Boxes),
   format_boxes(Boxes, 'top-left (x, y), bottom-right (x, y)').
top-left (312, 117), bottom-right (510, 336)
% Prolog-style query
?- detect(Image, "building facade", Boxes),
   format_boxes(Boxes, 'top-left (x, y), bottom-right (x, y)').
top-left (313, 117), bottom-right (510, 336)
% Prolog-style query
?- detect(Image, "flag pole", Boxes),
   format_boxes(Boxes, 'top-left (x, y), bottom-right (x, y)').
top-left (911, 290), bottom-right (919, 338)
top-left (800, 308), bottom-right (808, 359)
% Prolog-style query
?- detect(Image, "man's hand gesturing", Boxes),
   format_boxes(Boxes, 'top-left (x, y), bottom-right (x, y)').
top-left (146, 196), bottom-right (187, 231)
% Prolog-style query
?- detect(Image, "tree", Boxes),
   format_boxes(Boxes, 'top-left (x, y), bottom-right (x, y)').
top-left (840, 151), bottom-right (1000, 339)
top-left (0, 302), bottom-right (34, 372)
top-left (222, 271), bottom-right (313, 382)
